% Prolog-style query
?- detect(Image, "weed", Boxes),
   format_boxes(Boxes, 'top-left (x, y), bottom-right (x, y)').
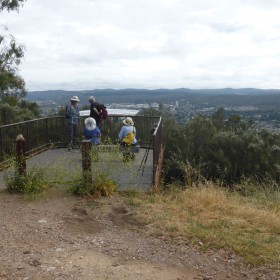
top-left (69, 171), bottom-right (117, 198)
top-left (93, 172), bottom-right (118, 196)
top-left (5, 167), bottom-right (48, 197)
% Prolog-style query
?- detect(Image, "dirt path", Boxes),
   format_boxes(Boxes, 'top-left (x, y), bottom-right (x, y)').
top-left (0, 190), bottom-right (278, 280)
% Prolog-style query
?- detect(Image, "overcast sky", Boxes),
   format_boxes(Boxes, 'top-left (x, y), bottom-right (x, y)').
top-left (1, 0), bottom-right (280, 91)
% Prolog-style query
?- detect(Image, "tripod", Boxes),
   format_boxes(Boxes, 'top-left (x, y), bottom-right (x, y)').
top-left (138, 124), bottom-right (157, 176)
top-left (138, 139), bottom-right (152, 176)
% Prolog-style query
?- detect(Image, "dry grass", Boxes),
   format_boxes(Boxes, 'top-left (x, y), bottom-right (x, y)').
top-left (124, 184), bottom-right (280, 266)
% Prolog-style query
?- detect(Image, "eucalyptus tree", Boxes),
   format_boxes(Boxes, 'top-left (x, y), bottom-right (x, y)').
top-left (0, 0), bottom-right (26, 12)
top-left (0, 0), bottom-right (26, 100)
top-left (162, 109), bottom-right (280, 187)
top-left (0, 0), bottom-right (40, 125)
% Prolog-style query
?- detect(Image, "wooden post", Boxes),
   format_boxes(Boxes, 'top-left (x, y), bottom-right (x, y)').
top-left (82, 140), bottom-right (92, 184)
top-left (16, 134), bottom-right (26, 175)
top-left (153, 145), bottom-right (164, 192)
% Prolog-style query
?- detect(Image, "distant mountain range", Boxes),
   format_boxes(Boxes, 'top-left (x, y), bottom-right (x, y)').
top-left (26, 88), bottom-right (280, 109)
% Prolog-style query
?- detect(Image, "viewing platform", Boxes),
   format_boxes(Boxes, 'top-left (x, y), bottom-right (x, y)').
top-left (0, 115), bottom-right (163, 192)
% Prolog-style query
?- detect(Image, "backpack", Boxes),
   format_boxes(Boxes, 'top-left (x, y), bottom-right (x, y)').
top-left (99, 106), bottom-right (108, 120)
top-left (122, 128), bottom-right (135, 146)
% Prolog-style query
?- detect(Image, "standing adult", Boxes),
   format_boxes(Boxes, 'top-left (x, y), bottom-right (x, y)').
top-left (88, 96), bottom-right (102, 127)
top-left (66, 96), bottom-right (80, 150)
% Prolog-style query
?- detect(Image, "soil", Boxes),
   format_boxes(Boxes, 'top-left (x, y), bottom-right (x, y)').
top-left (0, 189), bottom-right (279, 280)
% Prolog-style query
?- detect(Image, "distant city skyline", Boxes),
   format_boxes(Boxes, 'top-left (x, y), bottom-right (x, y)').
top-left (2, 0), bottom-right (280, 91)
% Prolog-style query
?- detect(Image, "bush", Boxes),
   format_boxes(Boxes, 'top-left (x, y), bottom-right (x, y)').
top-left (163, 111), bottom-right (280, 186)
top-left (69, 171), bottom-right (117, 198)
top-left (5, 167), bottom-right (47, 196)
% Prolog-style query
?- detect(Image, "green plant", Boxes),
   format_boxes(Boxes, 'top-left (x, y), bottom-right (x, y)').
top-left (163, 111), bottom-right (280, 186)
top-left (69, 171), bottom-right (117, 198)
top-left (5, 167), bottom-right (48, 197)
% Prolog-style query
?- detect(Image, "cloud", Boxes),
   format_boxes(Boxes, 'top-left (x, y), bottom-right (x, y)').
top-left (1, 0), bottom-right (280, 90)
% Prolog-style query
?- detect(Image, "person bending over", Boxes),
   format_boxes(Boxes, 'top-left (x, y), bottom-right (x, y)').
top-left (83, 117), bottom-right (101, 145)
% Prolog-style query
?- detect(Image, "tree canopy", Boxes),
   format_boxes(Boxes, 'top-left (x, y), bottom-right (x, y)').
top-left (0, 0), bottom-right (26, 12)
top-left (0, 33), bottom-right (26, 100)
top-left (163, 110), bottom-right (280, 186)
top-left (0, 0), bottom-right (40, 125)
top-left (0, 0), bottom-right (26, 100)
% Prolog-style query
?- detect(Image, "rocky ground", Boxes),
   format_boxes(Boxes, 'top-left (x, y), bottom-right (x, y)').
top-left (0, 189), bottom-right (279, 280)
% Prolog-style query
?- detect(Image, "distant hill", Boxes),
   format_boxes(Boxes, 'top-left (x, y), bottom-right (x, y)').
top-left (26, 88), bottom-right (280, 109)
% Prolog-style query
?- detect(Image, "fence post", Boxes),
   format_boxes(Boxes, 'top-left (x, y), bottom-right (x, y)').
top-left (82, 140), bottom-right (92, 185)
top-left (16, 134), bottom-right (26, 175)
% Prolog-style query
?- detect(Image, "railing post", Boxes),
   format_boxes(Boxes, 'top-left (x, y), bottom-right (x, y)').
top-left (0, 128), bottom-right (3, 162)
top-left (16, 134), bottom-right (26, 175)
top-left (82, 140), bottom-right (92, 185)
top-left (45, 118), bottom-right (49, 143)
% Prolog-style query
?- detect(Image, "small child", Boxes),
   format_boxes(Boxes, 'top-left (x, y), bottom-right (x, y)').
top-left (83, 117), bottom-right (101, 144)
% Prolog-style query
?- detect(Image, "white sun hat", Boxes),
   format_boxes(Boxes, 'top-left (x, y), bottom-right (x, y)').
top-left (70, 96), bottom-right (80, 102)
top-left (85, 117), bottom-right (96, 130)
top-left (123, 117), bottom-right (134, 126)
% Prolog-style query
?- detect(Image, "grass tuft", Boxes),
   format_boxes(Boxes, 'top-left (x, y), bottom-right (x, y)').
top-left (5, 167), bottom-right (48, 198)
top-left (125, 183), bottom-right (280, 266)
top-left (69, 171), bottom-right (117, 198)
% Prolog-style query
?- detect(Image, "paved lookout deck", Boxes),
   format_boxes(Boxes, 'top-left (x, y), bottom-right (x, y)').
top-left (0, 147), bottom-right (153, 191)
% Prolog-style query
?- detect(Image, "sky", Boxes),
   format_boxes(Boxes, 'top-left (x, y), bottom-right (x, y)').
top-left (1, 0), bottom-right (280, 91)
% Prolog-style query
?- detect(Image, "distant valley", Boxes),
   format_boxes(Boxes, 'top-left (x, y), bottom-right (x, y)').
top-left (27, 88), bottom-right (280, 109)
top-left (26, 88), bottom-right (280, 131)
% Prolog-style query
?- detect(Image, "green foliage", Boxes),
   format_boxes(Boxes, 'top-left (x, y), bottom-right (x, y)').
top-left (0, 0), bottom-right (26, 12)
top-left (0, 34), bottom-right (26, 100)
top-left (138, 104), bottom-right (162, 116)
top-left (212, 107), bottom-right (224, 130)
top-left (0, 101), bottom-right (40, 125)
top-left (92, 172), bottom-right (118, 196)
top-left (56, 105), bottom-right (66, 117)
top-left (5, 167), bottom-right (48, 197)
top-left (232, 178), bottom-right (280, 206)
top-left (163, 109), bottom-right (280, 186)
top-left (0, 0), bottom-right (38, 125)
top-left (69, 172), bottom-right (117, 198)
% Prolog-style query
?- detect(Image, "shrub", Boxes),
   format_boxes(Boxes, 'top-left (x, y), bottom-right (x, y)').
top-left (69, 171), bottom-right (117, 198)
top-left (163, 112), bottom-right (280, 186)
top-left (5, 167), bottom-right (47, 196)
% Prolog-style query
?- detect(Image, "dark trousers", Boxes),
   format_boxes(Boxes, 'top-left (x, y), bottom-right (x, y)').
top-left (69, 123), bottom-right (79, 145)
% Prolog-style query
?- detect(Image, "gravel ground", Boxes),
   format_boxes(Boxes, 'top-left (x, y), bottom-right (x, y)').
top-left (0, 189), bottom-right (279, 280)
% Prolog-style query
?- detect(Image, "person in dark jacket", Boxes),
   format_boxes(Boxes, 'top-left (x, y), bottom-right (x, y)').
top-left (88, 96), bottom-right (102, 127)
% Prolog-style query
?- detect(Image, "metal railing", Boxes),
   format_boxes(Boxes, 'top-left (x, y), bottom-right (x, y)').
top-left (0, 117), bottom-right (69, 161)
top-left (0, 115), bottom-right (162, 176)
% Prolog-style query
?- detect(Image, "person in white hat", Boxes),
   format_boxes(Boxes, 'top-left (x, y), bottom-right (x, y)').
top-left (83, 117), bottom-right (101, 144)
top-left (66, 96), bottom-right (80, 149)
top-left (118, 117), bottom-right (137, 161)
